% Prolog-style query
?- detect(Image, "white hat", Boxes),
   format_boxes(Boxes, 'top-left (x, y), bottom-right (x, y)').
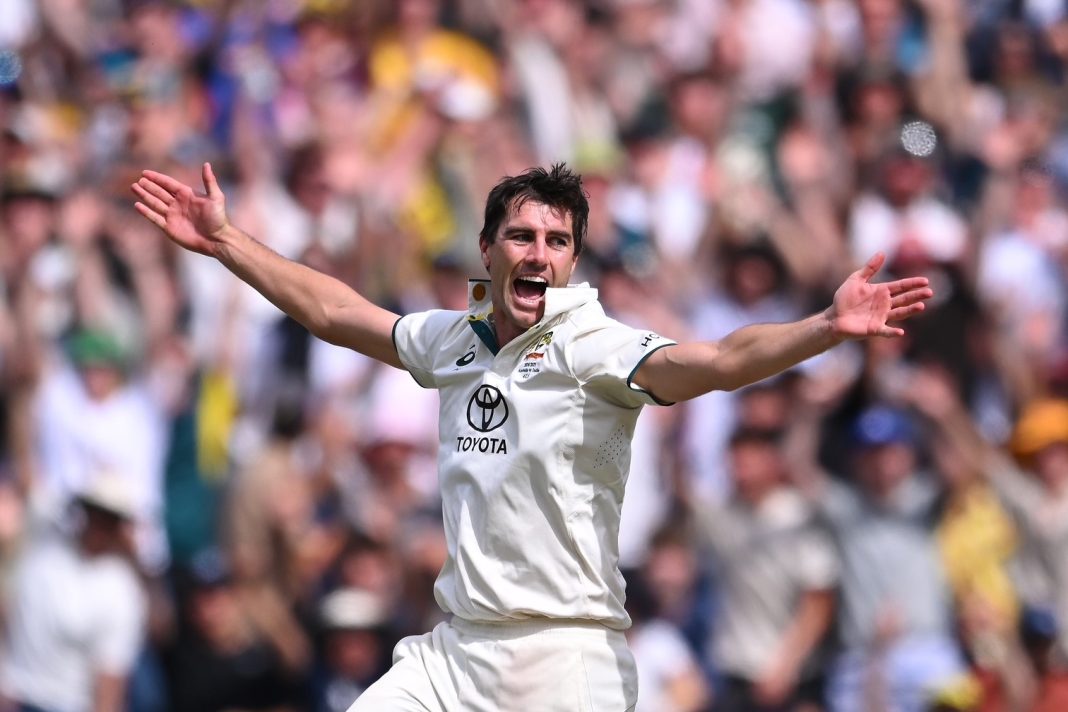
top-left (76, 469), bottom-right (138, 520)
top-left (320, 588), bottom-right (388, 631)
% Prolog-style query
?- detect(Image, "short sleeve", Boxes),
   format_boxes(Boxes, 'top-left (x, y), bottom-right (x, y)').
top-left (792, 524), bottom-right (840, 591)
top-left (391, 309), bottom-right (460, 389)
top-left (568, 322), bottom-right (676, 408)
top-left (90, 563), bottom-right (147, 674)
top-left (642, 620), bottom-right (701, 676)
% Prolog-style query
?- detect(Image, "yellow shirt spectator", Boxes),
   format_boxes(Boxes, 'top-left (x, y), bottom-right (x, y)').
top-left (937, 483), bottom-right (1019, 630)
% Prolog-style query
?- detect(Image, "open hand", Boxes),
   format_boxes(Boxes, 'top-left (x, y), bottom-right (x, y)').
top-left (827, 253), bottom-right (932, 339)
top-left (131, 162), bottom-right (229, 256)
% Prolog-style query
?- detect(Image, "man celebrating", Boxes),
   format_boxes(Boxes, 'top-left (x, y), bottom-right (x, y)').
top-left (132, 162), bottom-right (931, 711)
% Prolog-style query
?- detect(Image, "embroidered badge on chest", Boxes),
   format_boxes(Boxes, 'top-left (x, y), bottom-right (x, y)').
top-left (517, 351), bottom-right (544, 378)
top-left (517, 331), bottom-right (553, 379)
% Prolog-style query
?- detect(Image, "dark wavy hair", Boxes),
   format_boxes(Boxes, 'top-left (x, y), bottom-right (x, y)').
top-left (478, 163), bottom-right (589, 255)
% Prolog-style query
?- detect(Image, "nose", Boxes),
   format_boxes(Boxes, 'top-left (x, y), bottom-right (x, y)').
top-left (525, 235), bottom-right (548, 266)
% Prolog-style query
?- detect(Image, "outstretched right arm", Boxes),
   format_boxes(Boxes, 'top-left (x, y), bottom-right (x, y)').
top-left (132, 163), bottom-right (403, 368)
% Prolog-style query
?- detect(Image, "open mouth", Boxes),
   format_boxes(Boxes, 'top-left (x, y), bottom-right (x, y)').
top-left (513, 276), bottom-right (548, 303)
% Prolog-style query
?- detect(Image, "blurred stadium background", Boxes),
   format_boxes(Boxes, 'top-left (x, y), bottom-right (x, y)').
top-left (1, 0), bottom-right (1068, 710)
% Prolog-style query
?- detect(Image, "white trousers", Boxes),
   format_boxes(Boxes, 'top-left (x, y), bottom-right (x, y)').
top-left (349, 618), bottom-right (638, 712)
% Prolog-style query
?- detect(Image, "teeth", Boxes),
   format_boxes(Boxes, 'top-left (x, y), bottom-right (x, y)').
top-left (517, 276), bottom-right (547, 283)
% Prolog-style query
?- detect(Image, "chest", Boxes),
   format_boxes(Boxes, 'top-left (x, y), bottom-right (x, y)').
top-left (432, 327), bottom-right (577, 444)
top-left (18, 545), bottom-right (109, 645)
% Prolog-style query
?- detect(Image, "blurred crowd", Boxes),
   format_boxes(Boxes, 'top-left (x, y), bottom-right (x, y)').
top-left (1, 0), bottom-right (1067, 711)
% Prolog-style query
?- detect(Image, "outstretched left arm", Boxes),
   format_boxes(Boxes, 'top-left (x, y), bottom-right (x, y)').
top-left (633, 253), bottom-right (932, 403)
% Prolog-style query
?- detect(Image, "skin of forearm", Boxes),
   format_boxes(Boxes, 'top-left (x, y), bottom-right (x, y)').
top-left (638, 312), bottom-right (842, 402)
top-left (212, 225), bottom-right (402, 367)
top-left (783, 409), bottom-right (831, 497)
top-left (128, 261), bottom-right (178, 348)
top-left (932, 400), bottom-right (998, 475)
top-left (72, 247), bottom-right (114, 327)
top-left (667, 668), bottom-right (711, 712)
top-left (764, 201), bottom-right (825, 288)
top-left (928, 19), bottom-right (968, 88)
top-left (920, 16), bottom-right (971, 148)
top-left (11, 282), bottom-right (46, 386)
top-left (92, 673), bottom-right (126, 712)
top-left (771, 589), bottom-right (835, 678)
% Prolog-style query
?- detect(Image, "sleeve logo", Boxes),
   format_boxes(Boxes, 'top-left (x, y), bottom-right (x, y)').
top-left (640, 333), bottom-right (660, 348)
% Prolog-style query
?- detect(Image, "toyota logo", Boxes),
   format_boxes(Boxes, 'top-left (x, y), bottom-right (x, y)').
top-left (467, 385), bottom-right (509, 433)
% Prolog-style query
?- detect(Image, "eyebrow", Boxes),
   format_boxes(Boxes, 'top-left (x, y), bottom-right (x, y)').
top-left (502, 226), bottom-right (574, 241)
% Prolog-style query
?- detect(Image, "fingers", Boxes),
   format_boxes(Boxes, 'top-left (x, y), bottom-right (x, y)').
top-left (856, 252), bottom-right (886, 282)
top-left (888, 301), bottom-right (926, 322)
top-left (876, 286), bottom-right (929, 337)
top-left (141, 170), bottom-right (188, 195)
top-left (136, 176), bottom-right (175, 205)
top-left (887, 276), bottom-right (930, 295)
top-left (133, 202), bottom-right (166, 229)
top-left (202, 162), bottom-right (222, 199)
top-left (890, 287), bottom-right (933, 309)
top-left (131, 182), bottom-right (169, 214)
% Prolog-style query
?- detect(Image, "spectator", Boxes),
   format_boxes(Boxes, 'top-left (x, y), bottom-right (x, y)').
top-left (0, 1), bottom-right (1066, 709)
top-left (0, 471), bottom-right (147, 712)
top-left (312, 588), bottom-right (391, 712)
top-left (698, 428), bottom-right (838, 712)
top-left (790, 402), bottom-right (967, 712)
top-left (165, 547), bottom-right (307, 712)
top-left (847, 144), bottom-right (969, 273)
top-left (908, 371), bottom-right (1068, 666)
top-left (32, 327), bottom-right (169, 572)
top-left (624, 570), bottom-right (711, 712)
top-left (907, 368), bottom-right (1034, 710)
top-left (683, 243), bottom-right (800, 505)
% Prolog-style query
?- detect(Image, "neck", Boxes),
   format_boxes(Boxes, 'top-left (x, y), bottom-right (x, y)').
top-left (739, 482), bottom-right (778, 507)
top-left (495, 328), bottom-right (525, 349)
top-left (489, 313), bottom-right (527, 349)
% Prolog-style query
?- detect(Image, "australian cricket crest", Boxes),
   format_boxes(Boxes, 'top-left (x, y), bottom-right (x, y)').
top-left (517, 331), bottom-right (553, 379)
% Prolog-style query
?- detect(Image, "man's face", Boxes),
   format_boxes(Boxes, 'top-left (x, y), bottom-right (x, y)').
top-left (730, 441), bottom-right (782, 504)
top-left (80, 364), bottom-right (124, 401)
top-left (480, 199), bottom-right (578, 346)
top-left (1034, 442), bottom-right (1068, 491)
top-left (858, 442), bottom-right (915, 498)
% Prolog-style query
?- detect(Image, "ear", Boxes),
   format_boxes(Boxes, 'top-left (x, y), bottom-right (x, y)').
top-left (479, 239), bottom-right (490, 272)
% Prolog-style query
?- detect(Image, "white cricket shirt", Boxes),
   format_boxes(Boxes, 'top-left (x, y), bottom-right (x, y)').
top-left (392, 281), bottom-right (675, 630)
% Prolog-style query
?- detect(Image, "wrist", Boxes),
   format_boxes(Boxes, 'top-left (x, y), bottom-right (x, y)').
top-left (210, 223), bottom-right (242, 261)
top-left (819, 307), bottom-right (848, 346)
